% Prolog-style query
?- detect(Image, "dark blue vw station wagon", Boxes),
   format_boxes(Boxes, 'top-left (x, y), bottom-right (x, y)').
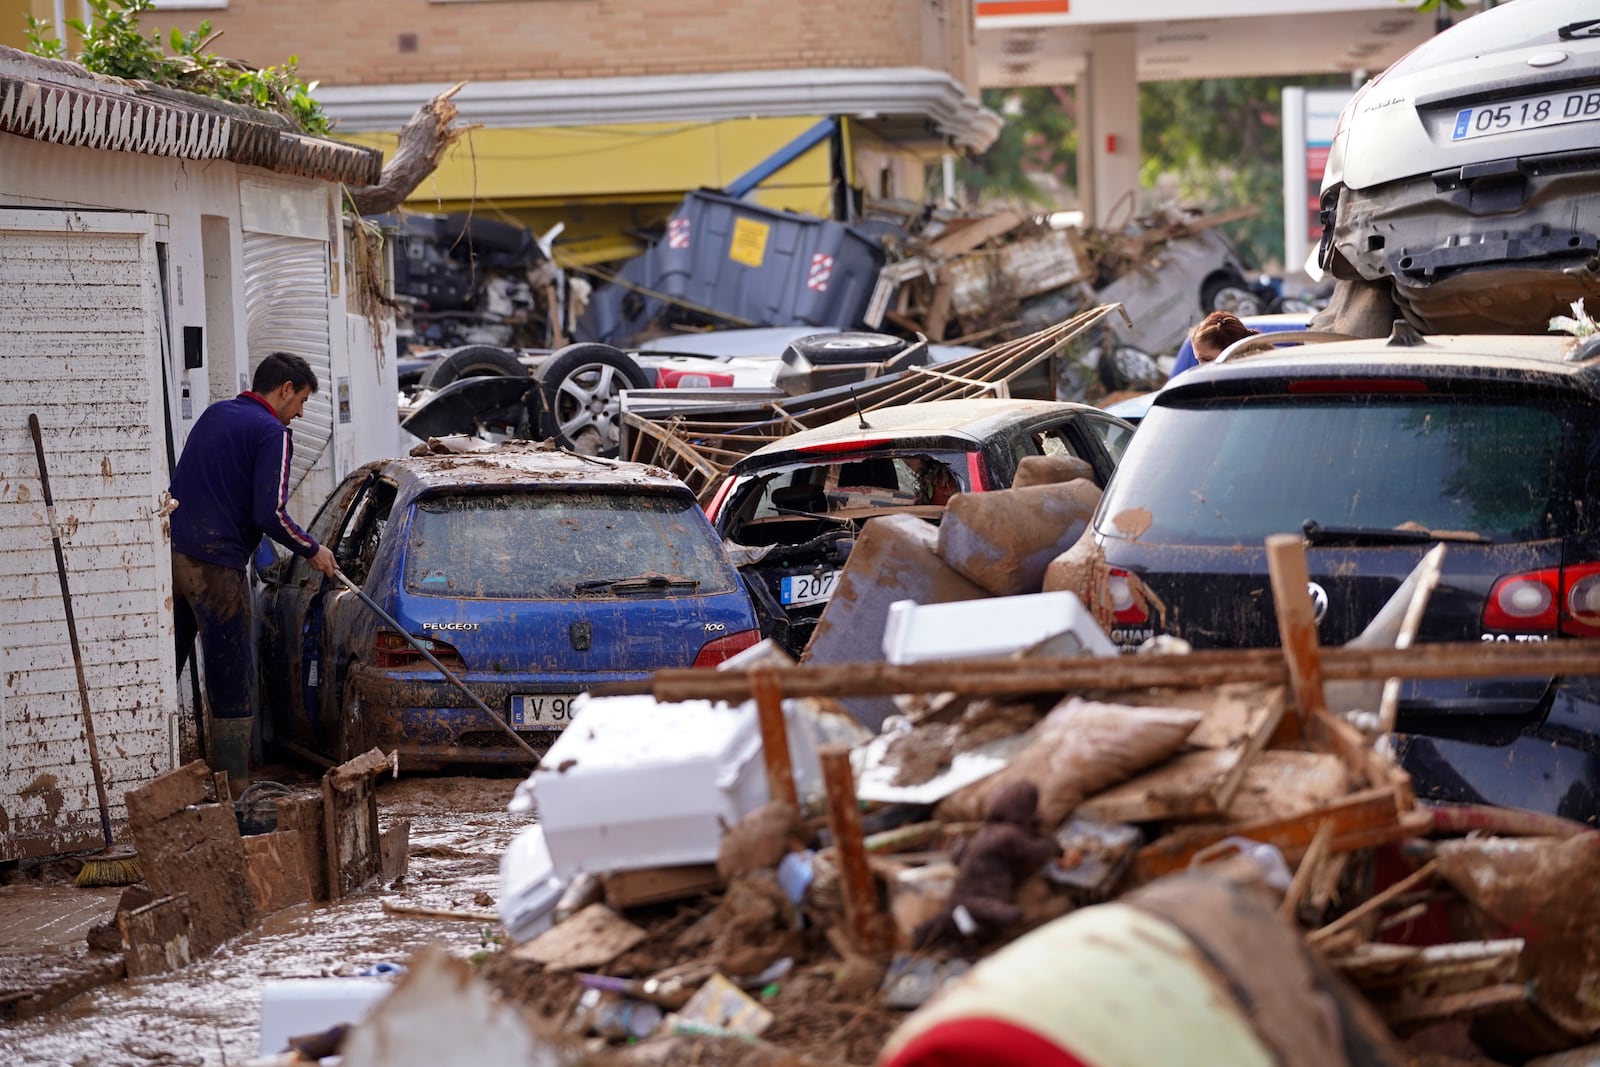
top-left (258, 440), bottom-right (759, 768)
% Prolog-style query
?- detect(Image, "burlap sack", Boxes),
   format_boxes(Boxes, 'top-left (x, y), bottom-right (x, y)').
top-left (936, 697), bottom-right (1202, 828)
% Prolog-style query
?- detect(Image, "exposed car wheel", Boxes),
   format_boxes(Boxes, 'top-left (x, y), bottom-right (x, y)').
top-left (788, 332), bottom-right (908, 365)
top-left (536, 343), bottom-right (653, 457)
top-left (335, 669), bottom-right (369, 765)
top-left (417, 345), bottom-right (530, 390)
top-left (1201, 274), bottom-right (1265, 318)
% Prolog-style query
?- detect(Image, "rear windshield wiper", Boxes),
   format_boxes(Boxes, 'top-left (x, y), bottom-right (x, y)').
top-left (575, 573), bottom-right (700, 595)
top-left (1559, 19), bottom-right (1600, 39)
top-left (1302, 519), bottom-right (1490, 546)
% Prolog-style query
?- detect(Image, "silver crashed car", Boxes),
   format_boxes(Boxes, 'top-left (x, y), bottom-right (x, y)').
top-left (1316, 0), bottom-right (1600, 336)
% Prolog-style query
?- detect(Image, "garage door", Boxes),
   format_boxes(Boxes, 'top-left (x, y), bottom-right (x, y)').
top-left (0, 209), bottom-right (177, 861)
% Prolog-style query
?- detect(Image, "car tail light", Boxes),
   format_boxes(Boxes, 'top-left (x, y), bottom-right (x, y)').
top-left (704, 475), bottom-right (739, 524)
top-left (797, 438), bottom-right (891, 455)
top-left (1108, 568), bottom-right (1148, 625)
top-left (1483, 564), bottom-right (1600, 637)
top-left (693, 628), bottom-right (762, 667)
top-left (966, 451), bottom-right (989, 491)
top-left (656, 367), bottom-right (735, 389)
top-left (373, 629), bottom-right (467, 669)
top-left (1563, 564), bottom-right (1600, 637)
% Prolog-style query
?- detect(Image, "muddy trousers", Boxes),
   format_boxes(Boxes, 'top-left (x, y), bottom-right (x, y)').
top-left (171, 552), bottom-right (256, 785)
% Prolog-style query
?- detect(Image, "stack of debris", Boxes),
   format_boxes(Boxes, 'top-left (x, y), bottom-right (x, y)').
top-left (408, 470), bottom-right (1600, 1065)
top-left (114, 751), bottom-right (408, 979)
top-left (866, 201), bottom-right (1260, 359)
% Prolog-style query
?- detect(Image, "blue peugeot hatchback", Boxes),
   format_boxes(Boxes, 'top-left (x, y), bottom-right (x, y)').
top-left (258, 440), bottom-right (760, 768)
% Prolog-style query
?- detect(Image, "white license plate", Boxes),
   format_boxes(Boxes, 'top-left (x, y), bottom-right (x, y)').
top-left (1450, 88), bottom-right (1600, 141)
top-left (509, 693), bottom-right (580, 730)
top-left (780, 570), bottom-right (841, 607)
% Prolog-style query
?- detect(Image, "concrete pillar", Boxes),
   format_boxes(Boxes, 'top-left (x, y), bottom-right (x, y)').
top-left (1078, 29), bottom-right (1141, 228)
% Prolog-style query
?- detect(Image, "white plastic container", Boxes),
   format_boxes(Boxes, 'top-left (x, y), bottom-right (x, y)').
top-left (259, 978), bottom-right (393, 1056)
top-left (498, 825), bottom-right (566, 943)
top-left (530, 694), bottom-right (772, 878)
top-left (881, 590), bottom-right (1118, 665)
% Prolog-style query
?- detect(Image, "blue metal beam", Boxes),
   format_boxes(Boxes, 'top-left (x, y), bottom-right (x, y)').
top-left (725, 117), bottom-right (839, 199)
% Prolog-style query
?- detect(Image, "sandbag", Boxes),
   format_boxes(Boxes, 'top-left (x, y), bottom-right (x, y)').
top-left (1012, 454), bottom-right (1095, 489)
top-left (936, 697), bottom-right (1201, 828)
top-left (937, 481), bottom-right (1103, 597)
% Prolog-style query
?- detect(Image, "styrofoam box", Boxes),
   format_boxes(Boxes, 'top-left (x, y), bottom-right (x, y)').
top-left (881, 590), bottom-right (1119, 665)
top-left (259, 978), bottom-right (393, 1056)
top-left (531, 694), bottom-right (771, 877)
top-left (498, 825), bottom-right (566, 944)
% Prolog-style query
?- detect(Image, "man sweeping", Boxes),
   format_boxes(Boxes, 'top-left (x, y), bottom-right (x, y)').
top-left (169, 352), bottom-right (337, 788)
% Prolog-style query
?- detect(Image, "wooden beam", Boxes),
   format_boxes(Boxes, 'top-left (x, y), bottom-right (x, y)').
top-left (588, 640), bottom-right (1600, 704)
top-left (925, 211), bottom-right (1025, 259)
top-left (1266, 533), bottom-right (1328, 725)
top-left (820, 745), bottom-right (893, 957)
top-left (1307, 860), bottom-right (1438, 947)
top-left (751, 669), bottom-right (799, 811)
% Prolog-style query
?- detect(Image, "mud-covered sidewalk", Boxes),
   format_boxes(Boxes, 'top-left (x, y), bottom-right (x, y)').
top-left (0, 777), bottom-right (521, 1067)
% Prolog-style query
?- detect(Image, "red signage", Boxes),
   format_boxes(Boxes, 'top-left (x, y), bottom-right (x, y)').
top-left (977, 0), bottom-right (1070, 16)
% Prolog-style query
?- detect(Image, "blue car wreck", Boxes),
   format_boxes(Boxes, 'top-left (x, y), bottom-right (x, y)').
top-left (258, 440), bottom-right (759, 769)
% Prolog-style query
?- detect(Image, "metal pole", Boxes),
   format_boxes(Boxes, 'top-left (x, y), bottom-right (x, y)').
top-left (328, 568), bottom-right (541, 760)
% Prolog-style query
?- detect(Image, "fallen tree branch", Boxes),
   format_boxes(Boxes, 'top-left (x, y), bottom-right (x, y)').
top-left (381, 900), bottom-right (499, 923)
top-left (347, 83), bottom-right (477, 216)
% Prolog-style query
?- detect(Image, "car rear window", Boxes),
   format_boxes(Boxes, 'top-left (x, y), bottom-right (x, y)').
top-left (1097, 397), bottom-right (1568, 545)
top-left (404, 489), bottom-right (738, 599)
top-left (721, 450), bottom-right (972, 545)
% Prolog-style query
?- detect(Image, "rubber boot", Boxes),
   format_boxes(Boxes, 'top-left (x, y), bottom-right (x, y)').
top-left (209, 717), bottom-right (254, 794)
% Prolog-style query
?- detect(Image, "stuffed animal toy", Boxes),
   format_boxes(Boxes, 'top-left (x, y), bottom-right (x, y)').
top-left (914, 780), bottom-right (1060, 948)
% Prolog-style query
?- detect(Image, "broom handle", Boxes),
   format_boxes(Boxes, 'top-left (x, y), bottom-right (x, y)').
top-left (28, 414), bottom-right (114, 851)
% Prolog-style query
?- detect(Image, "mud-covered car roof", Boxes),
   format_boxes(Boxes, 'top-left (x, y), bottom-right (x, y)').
top-left (738, 398), bottom-right (1108, 462)
top-left (1164, 332), bottom-right (1600, 397)
top-left (357, 439), bottom-right (689, 498)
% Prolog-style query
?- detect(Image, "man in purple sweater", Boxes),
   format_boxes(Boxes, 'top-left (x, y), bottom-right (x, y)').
top-left (169, 352), bottom-right (336, 786)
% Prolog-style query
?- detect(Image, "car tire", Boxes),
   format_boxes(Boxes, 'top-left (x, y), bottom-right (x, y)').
top-left (1201, 274), bottom-right (1265, 318)
top-left (788, 332), bottom-right (908, 365)
top-left (335, 669), bottom-right (369, 765)
top-left (417, 345), bottom-right (530, 390)
top-left (535, 343), bottom-right (653, 457)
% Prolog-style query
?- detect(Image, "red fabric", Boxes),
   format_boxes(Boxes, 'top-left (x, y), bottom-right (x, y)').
top-left (882, 1017), bottom-right (1095, 1067)
top-left (240, 390), bottom-right (278, 417)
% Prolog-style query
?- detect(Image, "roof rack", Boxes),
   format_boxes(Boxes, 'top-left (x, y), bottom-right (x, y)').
top-left (1212, 329), bottom-right (1359, 365)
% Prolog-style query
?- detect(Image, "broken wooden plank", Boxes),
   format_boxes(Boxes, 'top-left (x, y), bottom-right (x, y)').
top-left (1280, 818), bottom-right (1335, 921)
top-left (243, 829), bottom-right (313, 916)
top-left (1331, 938), bottom-right (1523, 989)
top-left (821, 745), bottom-right (894, 957)
top-left (118, 894), bottom-right (195, 978)
top-left (925, 211), bottom-right (1025, 259)
top-left (1266, 533), bottom-right (1328, 725)
top-left (608, 639), bottom-right (1600, 704)
top-left (1377, 983), bottom-right (1528, 1029)
top-left (1135, 786), bottom-right (1407, 882)
top-left (382, 900), bottom-right (499, 923)
top-left (509, 903), bottom-right (645, 970)
top-left (601, 864), bottom-right (722, 909)
top-left (752, 669), bottom-right (799, 811)
top-left (1307, 860), bottom-right (1439, 947)
top-left (322, 749), bottom-right (389, 901)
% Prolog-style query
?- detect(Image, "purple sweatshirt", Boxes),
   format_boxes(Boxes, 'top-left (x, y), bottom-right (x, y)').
top-left (169, 393), bottom-right (320, 570)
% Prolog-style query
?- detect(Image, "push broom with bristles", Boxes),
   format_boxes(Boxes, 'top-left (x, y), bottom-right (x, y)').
top-left (28, 414), bottom-right (143, 888)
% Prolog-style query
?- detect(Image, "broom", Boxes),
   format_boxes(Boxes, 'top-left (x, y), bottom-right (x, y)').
top-left (28, 414), bottom-right (143, 887)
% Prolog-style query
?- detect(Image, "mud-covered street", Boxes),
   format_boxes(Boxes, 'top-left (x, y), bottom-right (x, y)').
top-left (0, 777), bottom-right (522, 1067)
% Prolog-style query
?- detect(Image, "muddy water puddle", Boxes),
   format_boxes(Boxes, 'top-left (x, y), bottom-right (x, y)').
top-left (2, 775), bottom-right (528, 1067)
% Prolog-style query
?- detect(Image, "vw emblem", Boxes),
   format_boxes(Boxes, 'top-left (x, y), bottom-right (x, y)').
top-left (1307, 581), bottom-right (1329, 624)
